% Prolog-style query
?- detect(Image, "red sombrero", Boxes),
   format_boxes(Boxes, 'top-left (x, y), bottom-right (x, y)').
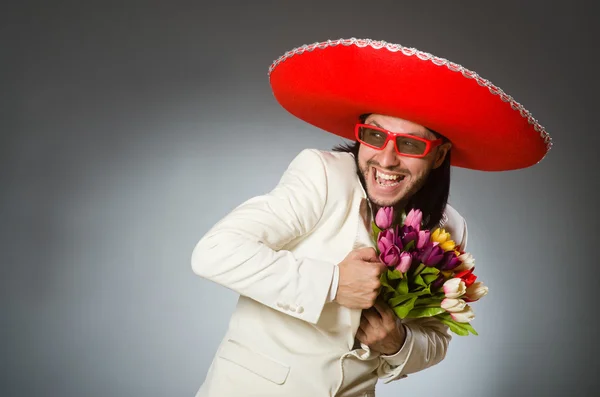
top-left (268, 38), bottom-right (552, 171)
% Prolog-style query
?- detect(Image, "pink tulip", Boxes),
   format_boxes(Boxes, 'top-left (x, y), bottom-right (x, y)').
top-left (395, 252), bottom-right (412, 273)
top-left (404, 208), bottom-right (422, 231)
top-left (377, 229), bottom-right (396, 254)
top-left (380, 245), bottom-right (401, 268)
top-left (443, 278), bottom-right (466, 299)
top-left (464, 282), bottom-right (488, 302)
top-left (416, 230), bottom-right (431, 249)
top-left (449, 305), bottom-right (475, 323)
top-left (441, 298), bottom-right (466, 313)
top-left (375, 207), bottom-right (394, 230)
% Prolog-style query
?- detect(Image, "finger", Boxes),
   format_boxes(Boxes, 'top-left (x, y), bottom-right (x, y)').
top-left (360, 316), bottom-right (370, 331)
top-left (366, 306), bottom-right (383, 319)
top-left (355, 328), bottom-right (367, 344)
top-left (373, 301), bottom-right (393, 321)
top-left (373, 308), bottom-right (393, 328)
top-left (362, 308), bottom-right (382, 328)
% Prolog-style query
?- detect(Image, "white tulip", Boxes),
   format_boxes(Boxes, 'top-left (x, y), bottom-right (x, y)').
top-left (443, 278), bottom-right (466, 299)
top-left (441, 298), bottom-right (467, 313)
top-left (454, 252), bottom-right (475, 272)
top-left (450, 305), bottom-right (476, 323)
top-left (465, 282), bottom-right (489, 301)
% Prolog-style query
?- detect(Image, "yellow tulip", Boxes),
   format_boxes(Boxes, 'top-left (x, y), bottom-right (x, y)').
top-left (431, 228), bottom-right (456, 251)
top-left (440, 240), bottom-right (456, 251)
top-left (431, 228), bottom-right (450, 243)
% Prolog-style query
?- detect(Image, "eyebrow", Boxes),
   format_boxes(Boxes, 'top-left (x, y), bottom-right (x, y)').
top-left (369, 120), bottom-right (384, 129)
top-left (366, 119), bottom-right (427, 138)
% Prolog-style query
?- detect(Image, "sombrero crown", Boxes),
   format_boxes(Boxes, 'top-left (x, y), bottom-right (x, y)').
top-left (268, 38), bottom-right (552, 171)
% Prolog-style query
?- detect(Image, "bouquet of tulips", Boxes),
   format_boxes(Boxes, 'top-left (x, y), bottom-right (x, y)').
top-left (373, 206), bottom-right (488, 336)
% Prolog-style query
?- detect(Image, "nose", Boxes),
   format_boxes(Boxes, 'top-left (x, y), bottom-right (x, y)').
top-left (377, 140), bottom-right (401, 169)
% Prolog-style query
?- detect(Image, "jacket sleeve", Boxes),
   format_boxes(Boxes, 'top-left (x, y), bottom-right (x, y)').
top-left (375, 317), bottom-right (452, 383)
top-left (376, 215), bottom-right (469, 383)
top-left (191, 149), bottom-right (335, 325)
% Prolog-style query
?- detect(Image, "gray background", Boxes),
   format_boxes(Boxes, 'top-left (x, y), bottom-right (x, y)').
top-left (1, 1), bottom-right (598, 396)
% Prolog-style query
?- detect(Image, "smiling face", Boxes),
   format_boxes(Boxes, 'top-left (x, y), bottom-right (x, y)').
top-left (357, 114), bottom-right (451, 211)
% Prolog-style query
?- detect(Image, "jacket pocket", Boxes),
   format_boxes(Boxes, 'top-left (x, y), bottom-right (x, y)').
top-left (217, 339), bottom-right (290, 385)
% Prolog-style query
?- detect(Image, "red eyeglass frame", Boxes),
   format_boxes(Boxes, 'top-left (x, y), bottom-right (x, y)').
top-left (354, 123), bottom-right (444, 158)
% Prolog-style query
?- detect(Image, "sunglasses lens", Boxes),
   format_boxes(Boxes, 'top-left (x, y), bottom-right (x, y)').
top-left (358, 127), bottom-right (387, 148)
top-left (395, 136), bottom-right (427, 155)
top-left (359, 126), bottom-right (428, 155)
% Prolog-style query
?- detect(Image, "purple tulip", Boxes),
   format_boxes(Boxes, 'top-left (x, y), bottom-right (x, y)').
top-left (395, 251), bottom-right (412, 273)
top-left (375, 207), bottom-right (394, 230)
top-left (391, 225), bottom-right (403, 250)
top-left (404, 208), bottom-right (422, 231)
top-left (377, 229), bottom-right (396, 254)
top-left (419, 242), bottom-right (445, 267)
top-left (439, 251), bottom-right (462, 271)
top-left (400, 225), bottom-right (418, 247)
top-left (416, 230), bottom-right (430, 249)
top-left (380, 245), bottom-right (401, 268)
top-left (431, 274), bottom-right (446, 290)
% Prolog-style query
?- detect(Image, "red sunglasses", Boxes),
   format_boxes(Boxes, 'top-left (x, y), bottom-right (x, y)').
top-left (355, 123), bottom-right (443, 158)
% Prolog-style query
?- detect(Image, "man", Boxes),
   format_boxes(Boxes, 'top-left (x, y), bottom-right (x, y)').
top-left (191, 38), bottom-right (551, 397)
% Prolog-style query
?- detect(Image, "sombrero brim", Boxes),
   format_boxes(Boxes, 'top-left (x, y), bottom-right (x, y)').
top-left (268, 38), bottom-right (552, 171)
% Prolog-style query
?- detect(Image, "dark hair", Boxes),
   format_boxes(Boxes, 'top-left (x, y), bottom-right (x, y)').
top-left (332, 115), bottom-right (451, 229)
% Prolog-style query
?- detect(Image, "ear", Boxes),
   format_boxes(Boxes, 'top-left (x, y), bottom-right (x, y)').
top-left (433, 142), bottom-right (452, 169)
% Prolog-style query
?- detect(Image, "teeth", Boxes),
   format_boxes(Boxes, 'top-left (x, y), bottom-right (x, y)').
top-left (376, 170), bottom-right (402, 180)
top-left (378, 179), bottom-right (399, 187)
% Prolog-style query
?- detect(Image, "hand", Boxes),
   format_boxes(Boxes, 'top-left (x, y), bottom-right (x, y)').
top-left (355, 300), bottom-right (406, 355)
top-left (335, 247), bottom-right (386, 309)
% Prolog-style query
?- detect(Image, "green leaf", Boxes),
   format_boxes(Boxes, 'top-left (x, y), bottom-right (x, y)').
top-left (388, 294), bottom-right (415, 307)
top-left (404, 240), bottom-right (415, 251)
top-left (387, 289), bottom-right (432, 307)
top-left (387, 269), bottom-right (403, 280)
top-left (407, 306), bottom-right (446, 318)
top-left (372, 221), bottom-right (382, 235)
top-left (393, 296), bottom-right (417, 318)
top-left (436, 313), bottom-right (479, 336)
top-left (422, 274), bottom-right (439, 285)
top-left (397, 277), bottom-right (409, 295)
top-left (413, 297), bottom-right (442, 307)
top-left (420, 267), bottom-right (440, 275)
top-left (414, 287), bottom-right (428, 294)
top-left (413, 274), bottom-right (426, 287)
top-left (460, 322), bottom-right (479, 336)
top-left (379, 272), bottom-right (396, 294)
top-left (400, 211), bottom-right (407, 225)
top-left (380, 270), bottom-right (389, 285)
top-left (437, 317), bottom-right (470, 336)
top-left (372, 221), bottom-right (383, 248)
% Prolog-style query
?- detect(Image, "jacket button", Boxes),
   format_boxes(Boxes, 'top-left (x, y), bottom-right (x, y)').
top-left (296, 306), bottom-right (304, 313)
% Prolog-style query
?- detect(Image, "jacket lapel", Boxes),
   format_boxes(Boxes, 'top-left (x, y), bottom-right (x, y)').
top-left (346, 176), bottom-right (376, 349)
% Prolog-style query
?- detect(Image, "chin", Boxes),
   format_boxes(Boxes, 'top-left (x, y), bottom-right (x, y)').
top-left (366, 185), bottom-right (407, 208)
top-left (369, 196), bottom-right (403, 208)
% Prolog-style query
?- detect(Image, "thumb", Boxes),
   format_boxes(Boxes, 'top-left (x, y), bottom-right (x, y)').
top-left (356, 247), bottom-right (379, 262)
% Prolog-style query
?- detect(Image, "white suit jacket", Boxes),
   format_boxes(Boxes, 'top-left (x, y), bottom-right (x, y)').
top-left (191, 149), bottom-right (468, 397)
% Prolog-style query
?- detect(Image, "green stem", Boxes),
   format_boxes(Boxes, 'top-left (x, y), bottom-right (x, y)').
top-left (412, 263), bottom-right (425, 276)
